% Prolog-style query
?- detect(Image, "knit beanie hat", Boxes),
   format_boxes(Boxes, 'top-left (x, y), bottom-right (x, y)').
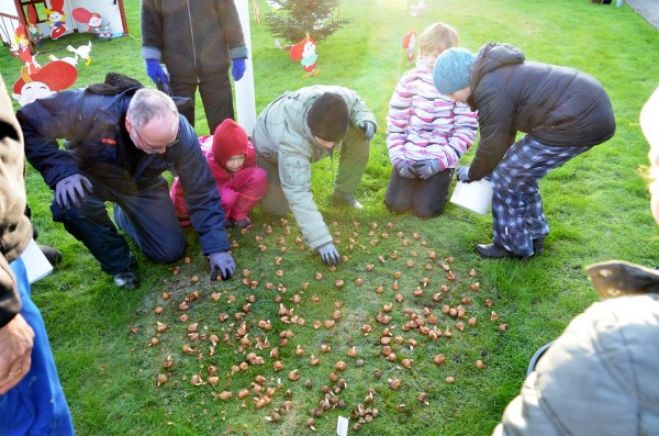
top-left (307, 93), bottom-right (349, 142)
top-left (212, 118), bottom-right (248, 166)
top-left (433, 47), bottom-right (475, 95)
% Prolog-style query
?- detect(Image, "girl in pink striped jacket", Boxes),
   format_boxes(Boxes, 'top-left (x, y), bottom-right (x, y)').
top-left (385, 22), bottom-right (478, 218)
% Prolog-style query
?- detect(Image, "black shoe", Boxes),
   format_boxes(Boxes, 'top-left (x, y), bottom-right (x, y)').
top-left (113, 270), bottom-right (139, 289)
top-left (39, 245), bottom-right (62, 265)
top-left (332, 192), bottom-right (364, 209)
top-left (113, 259), bottom-right (139, 289)
top-left (533, 237), bottom-right (545, 256)
top-left (475, 243), bottom-right (529, 260)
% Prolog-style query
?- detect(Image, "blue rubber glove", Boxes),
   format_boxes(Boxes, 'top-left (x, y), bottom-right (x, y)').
top-left (358, 121), bottom-right (376, 140)
top-left (145, 59), bottom-right (169, 85)
top-left (394, 160), bottom-right (416, 179)
top-left (232, 57), bottom-right (246, 81)
top-left (209, 251), bottom-right (236, 281)
top-left (317, 243), bottom-right (341, 266)
top-left (414, 159), bottom-right (442, 180)
top-left (55, 174), bottom-right (92, 209)
top-left (456, 166), bottom-right (472, 183)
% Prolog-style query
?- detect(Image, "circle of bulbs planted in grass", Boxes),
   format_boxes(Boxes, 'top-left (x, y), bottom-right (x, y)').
top-left (137, 219), bottom-right (509, 432)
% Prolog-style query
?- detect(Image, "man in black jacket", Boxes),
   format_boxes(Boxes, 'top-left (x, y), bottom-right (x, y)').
top-left (141, 0), bottom-right (248, 133)
top-left (17, 86), bottom-right (237, 288)
top-left (433, 43), bottom-right (616, 259)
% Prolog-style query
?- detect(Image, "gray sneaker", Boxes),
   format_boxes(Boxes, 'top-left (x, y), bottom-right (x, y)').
top-left (332, 192), bottom-right (364, 209)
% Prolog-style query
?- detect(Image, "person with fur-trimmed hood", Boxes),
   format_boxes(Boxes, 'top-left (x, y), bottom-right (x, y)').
top-left (252, 85), bottom-right (377, 266)
top-left (433, 43), bottom-right (615, 259)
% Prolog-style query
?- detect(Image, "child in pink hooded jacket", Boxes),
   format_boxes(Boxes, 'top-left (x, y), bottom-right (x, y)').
top-left (170, 118), bottom-right (267, 229)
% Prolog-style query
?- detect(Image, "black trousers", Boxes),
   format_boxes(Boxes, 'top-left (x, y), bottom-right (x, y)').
top-left (384, 169), bottom-right (454, 219)
top-left (51, 176), bottom-right (185, 275)
top-left (171, 73), bottom-right (234, 134)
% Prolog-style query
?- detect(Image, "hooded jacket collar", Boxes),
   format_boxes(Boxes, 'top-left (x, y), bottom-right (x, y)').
top-left (213, 132), bottom-right (247, 168)
top-left (470, 43), bottom-right (525, 91)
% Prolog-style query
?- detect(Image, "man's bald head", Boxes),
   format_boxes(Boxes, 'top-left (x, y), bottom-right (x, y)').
top-left (126, 88), bottom-right (178, 129)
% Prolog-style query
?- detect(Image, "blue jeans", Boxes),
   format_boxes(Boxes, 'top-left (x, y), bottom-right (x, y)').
top-left (0, 258), bottom-right (74, 435)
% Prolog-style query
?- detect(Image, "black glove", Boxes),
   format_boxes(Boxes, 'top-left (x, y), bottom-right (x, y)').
top-left (413, 159), bottom-right (442, 180)
top-left (209, 251), bottom-right (236, 281)
top-left (456, 166), bottom-right (472, 183)
top-left (317, 243), bottom-right (341, 266)
top-left (54, 174), bottom-right (92, 209)
top-left (358, 121), bottom-right (376, 140)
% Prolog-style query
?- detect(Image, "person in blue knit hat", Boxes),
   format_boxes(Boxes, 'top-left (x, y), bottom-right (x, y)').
top-left (432, 43), bottom-right (616, 259)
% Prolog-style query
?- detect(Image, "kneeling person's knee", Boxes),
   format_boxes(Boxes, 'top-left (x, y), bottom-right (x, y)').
top-left (413, 205), bottom-right (444, 219)
top-left (144, 238), bottom-right (185, 264)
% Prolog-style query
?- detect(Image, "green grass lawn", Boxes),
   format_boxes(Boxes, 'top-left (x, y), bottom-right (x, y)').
top-left (1, 0), bottom-right (658, 434)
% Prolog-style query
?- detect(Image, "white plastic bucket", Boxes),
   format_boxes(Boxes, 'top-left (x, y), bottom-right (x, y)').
top-left (450, 179), bottom-right (493, 215)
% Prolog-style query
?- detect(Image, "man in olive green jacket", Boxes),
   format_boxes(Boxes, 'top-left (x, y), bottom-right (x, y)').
top-left (253, 85), bottom-right (376, 265)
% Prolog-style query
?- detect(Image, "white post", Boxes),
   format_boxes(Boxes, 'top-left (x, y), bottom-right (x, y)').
top-left (234, 0), bottom-right (257, 135)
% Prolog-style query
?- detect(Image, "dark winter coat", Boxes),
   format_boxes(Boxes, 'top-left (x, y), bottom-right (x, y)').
top-left (0, 75), bottom-right (32, 328)
top-left (141, 0), bottom-right (247, 82)
top-left (466, 43), bottom-right (616, 180)
top-left (17, 89), bottom-right (231, 255)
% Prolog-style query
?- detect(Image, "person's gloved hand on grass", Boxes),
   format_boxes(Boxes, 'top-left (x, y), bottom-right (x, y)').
top-left (317, 242), bottom-right (341, 266)
top-left (209, 251), bottom-right (236, 281)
